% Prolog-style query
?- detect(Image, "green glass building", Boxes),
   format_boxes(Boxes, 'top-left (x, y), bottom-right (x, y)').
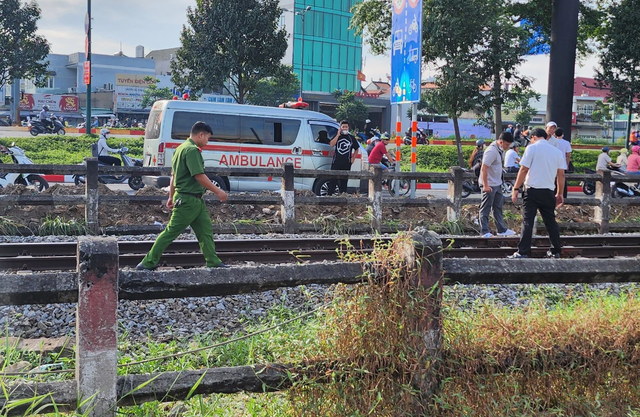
top-left (289, 0), bottom-right (363, 93)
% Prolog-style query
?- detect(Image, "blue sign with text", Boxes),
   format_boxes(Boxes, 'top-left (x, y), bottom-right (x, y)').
top-left (391, 0), bottom-right (422, 104)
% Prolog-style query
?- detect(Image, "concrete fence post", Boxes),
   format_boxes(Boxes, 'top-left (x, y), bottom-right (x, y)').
top-left (595, 170), bottom-right (611, 233)
top-left (447, 167), bottom-right (463, 222)
top-left (402, 229), bottom-right (444, 413)
top-left (368, 167), bottom-right (383, 233)
top-left (280, 163), bottom-right (296, 234)
top-left (85, 158), bottom-right (100, 235)
top-left (76, 237), bottom-right (119, 417)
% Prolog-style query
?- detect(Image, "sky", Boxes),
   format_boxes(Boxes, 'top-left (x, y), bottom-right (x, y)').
top-left (35, 0), bottom-right (602, 95)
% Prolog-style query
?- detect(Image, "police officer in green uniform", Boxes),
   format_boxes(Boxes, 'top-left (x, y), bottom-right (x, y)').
top-left (137, 121), bottom-right (229, 270)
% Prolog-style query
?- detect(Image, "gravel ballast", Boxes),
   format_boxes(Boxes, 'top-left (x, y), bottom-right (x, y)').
top-left (1, 232), bottom-right (638, 341)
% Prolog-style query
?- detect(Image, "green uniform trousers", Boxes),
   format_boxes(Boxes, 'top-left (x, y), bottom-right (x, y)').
top-left (140, 193), bottom-right (222, 268)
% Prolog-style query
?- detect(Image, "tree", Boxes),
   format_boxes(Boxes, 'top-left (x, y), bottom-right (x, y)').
top-left (246, 65), bottom-right (299, 107)
top-left (140, 77), bottom-right (174, 108)
top-left (333, 90), bottom-right (370, 129)
top-left (0, 0), bottom-right (50, 90)
top-left (171, 0), bottom-right (287, 104)
top-left (503, 87), bottom-right (540, 127)
top-left (590, 100), bottom-right (613, 125)
top-left (596, 0), bottom-right (640, 124)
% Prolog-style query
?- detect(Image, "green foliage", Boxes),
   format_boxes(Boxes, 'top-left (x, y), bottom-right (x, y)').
top-left (246, 65), bottom-right (300, 107)
top-left (38, 216), bottom-right (86, 236)
top-left (140, 77), bottom-right (174, 109)
top-left (171, 0), bottom-right (287, 104)
top-left (503, 86), bottom-right (541, 127)
top-left (349, 0), bottom-right (391, 56)
top-left (596, 0), bottom-right (640, 102)
top-left (0, 0), bottom-right (50, 89)
top-left (0, 136), bottom-right (143, 165)
top-left (333, 90), bottom-right (369, 129)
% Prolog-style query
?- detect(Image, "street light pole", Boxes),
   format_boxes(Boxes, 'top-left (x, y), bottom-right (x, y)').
top-left (297, 6), bottom-right (311, 100)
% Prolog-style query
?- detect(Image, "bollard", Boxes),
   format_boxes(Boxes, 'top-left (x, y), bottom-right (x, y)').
top-left (280, 163), bottom-right (297, 234)
top-left (76, 237), bottom-right (119, 417)
top-left (368, 166), bottom-right (383, 233)
top-left (85, 158), bottom-right (100, 235)
top-left (595, 170), bottom-right (611, 233)
top-left (447, 167), bottom-right (463, 221)
top-left (400, 229), bottom-right (443, 413)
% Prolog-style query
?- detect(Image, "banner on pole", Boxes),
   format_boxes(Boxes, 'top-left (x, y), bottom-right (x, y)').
top-left (83, 61), bottom-right (90, 85)
top-left (391, 0), bottom-right (422, 104)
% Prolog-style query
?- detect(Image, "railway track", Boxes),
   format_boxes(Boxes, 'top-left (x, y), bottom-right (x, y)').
top-left (1, 235), bottom-right (638, 271)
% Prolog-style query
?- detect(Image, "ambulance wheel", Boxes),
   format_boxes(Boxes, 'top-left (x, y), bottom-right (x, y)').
top-left (313, 178), bottom-right (339, 196)
top-left (207, 175), bottom-right (228, 191)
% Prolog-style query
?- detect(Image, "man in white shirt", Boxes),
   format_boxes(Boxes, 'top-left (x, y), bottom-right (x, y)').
top-left (509, 128), bottom-right (566, 259)
top-left (479, 132), bottom-right (517, 238)
top-left (96, 128), bottom-right (122, 166)
top-left (504, 143), bottom-right (521, 173)
top-left (546, 121), bottom-right (559, 147)
top-left (555, 127), bottom-right (571, 198)
top-left (596, 147), bottom-right (618, 171)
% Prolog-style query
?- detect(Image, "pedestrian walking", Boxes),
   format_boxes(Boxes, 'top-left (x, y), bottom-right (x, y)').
top-left (479, 132), bottom-right (517, 238)
top-left (137, 121), bottom-right (229, 270)
top-left (327, 120), bottom-right (360, 195)
top-left (509, 128), bottom-right (566, 259)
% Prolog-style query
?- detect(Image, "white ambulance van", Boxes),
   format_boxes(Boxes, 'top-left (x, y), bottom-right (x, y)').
top-left (141, 100), bottom-right (365, 195)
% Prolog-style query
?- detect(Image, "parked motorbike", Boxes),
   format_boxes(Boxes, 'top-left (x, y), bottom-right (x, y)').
top-left (29, 115), bottom-right (66, 136)
top-left (0, 143), bottom-right (49, 192)
top-left (461, 169), bottom-right (513, 198)
top-left (73, 146), bottom-right (144, 190)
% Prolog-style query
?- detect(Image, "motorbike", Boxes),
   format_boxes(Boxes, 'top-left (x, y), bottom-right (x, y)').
top-left (403, 128), bottom-right (430, 146)
top-left (609, 166), bottom-right (640, 198)
top-left (582, 167), bottom-right (640, 197)
top-left (461, 169), bottom-right (513, 198)
top-left (73, 146), bottom-right (144, 190)
top-left (29, 115), bottom-right (66, 136)
top-left (581, 168), bottom-right (596, 195)
top-left (0, 143), bottom-right (49, 192)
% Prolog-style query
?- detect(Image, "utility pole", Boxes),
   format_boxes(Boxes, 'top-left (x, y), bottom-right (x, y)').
top-left (546, 0), bottom-right (579, 141)
top-left (625, 90), bottom-right (634, 149)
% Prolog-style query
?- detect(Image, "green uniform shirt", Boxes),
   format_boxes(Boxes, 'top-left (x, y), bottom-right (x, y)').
top-left (172, 138), bottom-right (206, 195)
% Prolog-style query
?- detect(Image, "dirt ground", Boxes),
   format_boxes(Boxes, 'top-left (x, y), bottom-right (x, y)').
top-left (1, 184), bottom-right (639, 233)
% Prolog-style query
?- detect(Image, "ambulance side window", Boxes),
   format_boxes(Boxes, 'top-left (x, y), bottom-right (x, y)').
top-left (171, 111), bottom-right (239, 142)
top-left (311, 124), bottom-right (338, 145)
top-left (241, 117), bottom-right (301, 146)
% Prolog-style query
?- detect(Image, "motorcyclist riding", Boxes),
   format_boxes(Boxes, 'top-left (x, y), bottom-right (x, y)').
top-left (39, 105), bottom-right (52, 131)
top-left (596, 146), bottom-right (619, 172)
top-left (96, 128), bottom-right (122, 166)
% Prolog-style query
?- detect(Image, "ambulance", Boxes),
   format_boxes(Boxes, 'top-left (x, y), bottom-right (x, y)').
top-left (141, 100), bottom-right (365, 195)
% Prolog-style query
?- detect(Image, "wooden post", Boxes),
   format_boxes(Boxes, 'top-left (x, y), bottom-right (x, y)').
top-left (85, 158), bottom-right (100, 235)
top-left (595, 170), bottom-right (611, 233)
top-left (447, 167), bottom-right (463, 221)
top-left (368, 166), bottom-right (383, 233)
top-left (76, 237), bottom-right (119, 417)
top-left (402, 229), bottom-right (443, 413)
top-left (280, 163), bottom-right (296, 234)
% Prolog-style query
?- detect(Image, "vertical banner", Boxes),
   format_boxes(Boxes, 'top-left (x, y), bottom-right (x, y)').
top-left (391, 0), bottom-right (422, 105)
top-left (391, 0), bottom-right (422, 196)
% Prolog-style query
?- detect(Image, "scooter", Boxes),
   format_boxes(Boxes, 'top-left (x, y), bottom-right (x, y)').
top-left (73, 145), bottom-right (144, 190)
top-left (581, 168), bottom-right (596, 195)
top-left (29, 115), bottom-right (66, 136)
top-left (461, 169), bottom-right (513, 198)
top-left (609, 166), bottom-right (640, 198)
top-left (403, 128), bottom-right (430, 146)
top-left (0, 143), bottom-right (49, 192)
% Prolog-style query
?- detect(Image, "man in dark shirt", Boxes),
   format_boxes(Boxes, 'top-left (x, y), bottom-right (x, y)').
top-left (327, 120), bottom-right (360, 195)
